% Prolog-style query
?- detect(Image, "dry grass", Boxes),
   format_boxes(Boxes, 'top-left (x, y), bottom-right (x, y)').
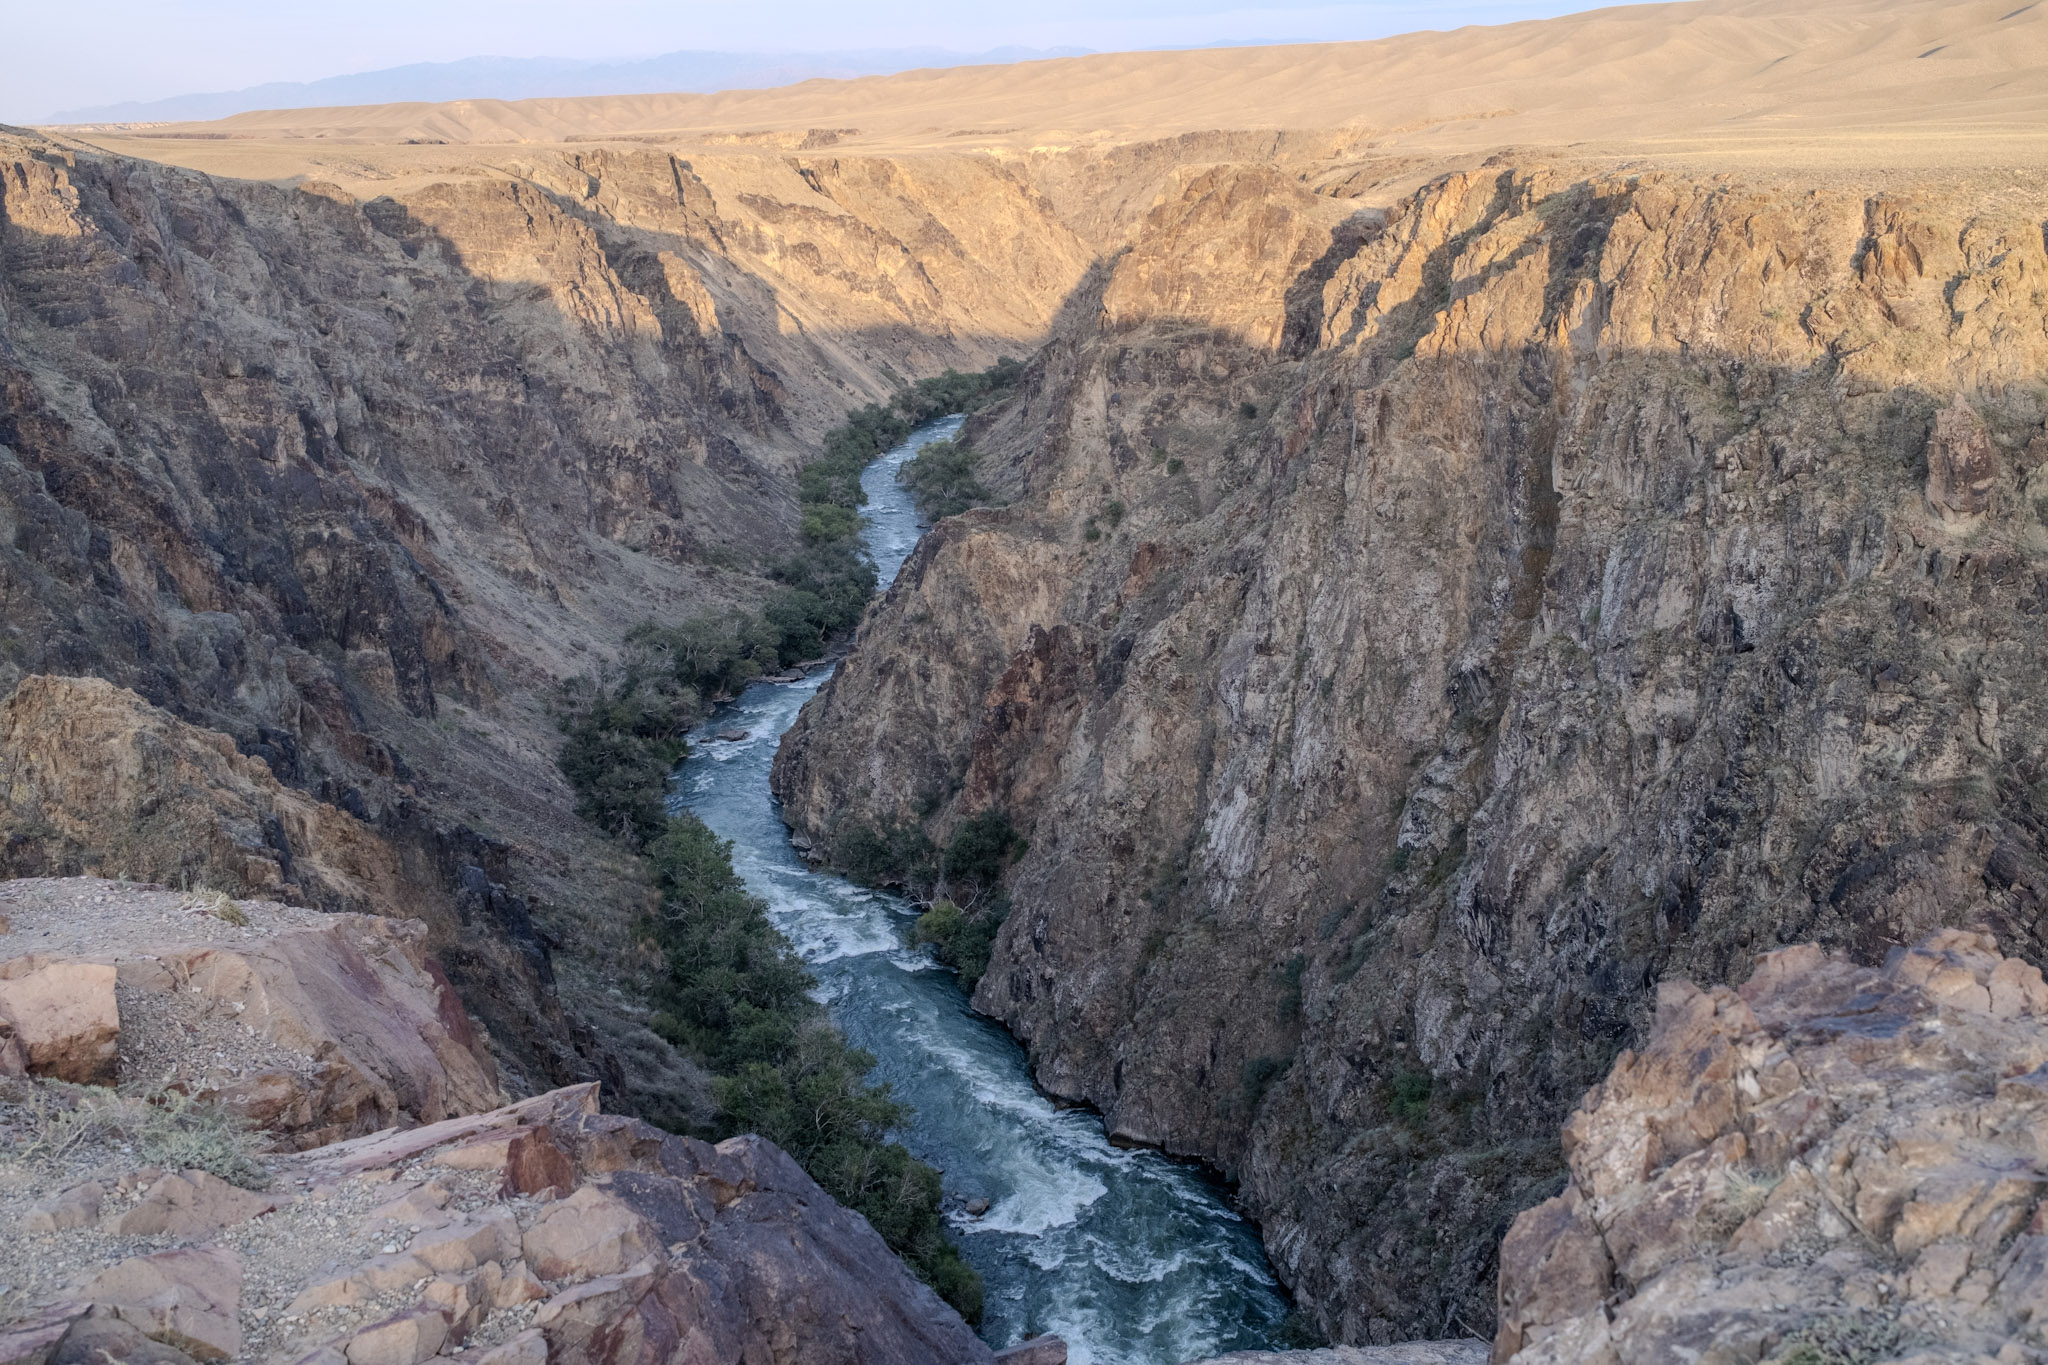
top-left (187, 888), bottom-right (249, 927)
top-left (3, 1078), bottom-right (269, 1188)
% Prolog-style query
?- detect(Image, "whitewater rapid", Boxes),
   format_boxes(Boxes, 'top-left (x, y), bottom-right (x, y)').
top-left (671, 416), bottom-right (1288, 1364)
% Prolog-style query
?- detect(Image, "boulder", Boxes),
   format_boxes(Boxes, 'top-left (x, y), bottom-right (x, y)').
top-left (0, 1305), bottom-right (88, 1365)
top-left (50, 1316), bottom-right (199, 1365)
top-left (0, 959), bottom-right (117, 1084)
top-left (520, 1187), bottom-right (662, 1283)
top-left (83, 1248), bottom-right (241, 1362)
top-left (25, 1182), bottom-right (104, 1233)
top-left (112, 1170), bottom-right (277, 1238)
top-left (467, 1330), bottom-right (546, 1365)
top-left (341, 1310), bottom-right (449, 1365)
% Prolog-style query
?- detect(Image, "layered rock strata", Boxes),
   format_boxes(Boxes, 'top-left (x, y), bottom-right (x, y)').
top-left (775, 163), bottom-right (2048, 1338)
top-left (1496, 930), bottom-right (2048, 1364)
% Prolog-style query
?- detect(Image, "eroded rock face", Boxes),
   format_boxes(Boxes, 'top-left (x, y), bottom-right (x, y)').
top-left (0, 677), bottom-right (413, 914)
top-left (1496, 930), bottom-right (2048, 1364)
top-left (774, 164), bottom-right (2048, 1338)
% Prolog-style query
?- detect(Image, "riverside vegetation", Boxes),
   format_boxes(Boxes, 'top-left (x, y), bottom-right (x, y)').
top-left (548, 360), bottom-right (1023, 1323)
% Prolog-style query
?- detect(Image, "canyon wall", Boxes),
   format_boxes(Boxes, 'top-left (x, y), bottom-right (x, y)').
top-left (774, 161), bottom-right (2048, 1339)
top-left (0, 130), bottom-right (1090, 1111)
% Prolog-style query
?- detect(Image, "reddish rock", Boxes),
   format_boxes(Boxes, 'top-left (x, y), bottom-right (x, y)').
top-left (0, 958), bottom-right (118, 1084)
top-left (0, 1304), bottom-right (88, 1365)
top-left (1495, 930), bottom-right (2048, 1363)
top-left (83, 1248), bottom-right (241, 1363)
top-left (24, 1182), bottom-right (104, 1234)
top-left (50, 1316), bottom-right (199, 1365)
top-left (521, 1187), bottom-right (662, 1283)
top-left (112, 1171), bottom-right (276, 1238)
top-left (342, 1309), bottom-right (449, 1365)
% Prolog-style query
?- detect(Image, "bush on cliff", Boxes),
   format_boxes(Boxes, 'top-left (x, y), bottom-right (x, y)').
top-left (841, 809), bottom-right (1021, 990)
top-left (897, 438), bottom-right (993, 521)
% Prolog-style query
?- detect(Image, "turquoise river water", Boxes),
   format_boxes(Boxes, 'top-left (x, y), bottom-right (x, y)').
top-left (670, 416), bottom-right (1288, 1364)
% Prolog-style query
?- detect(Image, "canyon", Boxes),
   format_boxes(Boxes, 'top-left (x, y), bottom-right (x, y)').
top-left (7, 0), bottom-right (2048, 1358)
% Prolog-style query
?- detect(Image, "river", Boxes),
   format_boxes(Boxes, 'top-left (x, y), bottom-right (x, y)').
top-left (671, 416), bottom-right (1289, 1365)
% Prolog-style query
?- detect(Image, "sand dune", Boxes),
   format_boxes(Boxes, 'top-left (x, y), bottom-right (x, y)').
top-left (53, 0), bottom-right (2048, 173)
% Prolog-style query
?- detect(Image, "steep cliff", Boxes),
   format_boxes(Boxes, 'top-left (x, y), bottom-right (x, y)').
top-left (0, 129), bottom-right (1091, 1111)
top-left (774, 161), bottom-right (2048, 1339)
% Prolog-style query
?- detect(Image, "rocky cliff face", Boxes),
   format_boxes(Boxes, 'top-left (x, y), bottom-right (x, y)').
top-left (1496, 928), bottom-right (2048, 1364)
top-left (774, 162), bottom-right (2048, 1340)
top-left (0, 129), bottom-right (1091, 1108)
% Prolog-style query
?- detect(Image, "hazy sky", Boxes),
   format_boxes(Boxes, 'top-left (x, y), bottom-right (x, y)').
top-left (4, 0), bottom-right (1618, 123)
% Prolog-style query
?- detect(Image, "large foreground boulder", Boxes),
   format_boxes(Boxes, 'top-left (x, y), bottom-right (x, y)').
top-left (1495, 929), bottom-right (2048, 1363)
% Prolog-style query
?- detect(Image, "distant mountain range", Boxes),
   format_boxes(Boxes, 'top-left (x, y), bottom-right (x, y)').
top-left (48, 47), bottom-right (1093, 125)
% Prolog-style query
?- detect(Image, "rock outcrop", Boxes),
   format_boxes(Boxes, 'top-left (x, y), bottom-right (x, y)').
top-left (1495, 929), bottom-right (2048, 1364)
top-left (0, 877), bottom-right (501, 1144)
top-left (0, 1084), bottom-right (989, 1365)
top-left (775, 163), bottom-right (2048, 1339)
top-left (0, 677), bottom-right (412, 914)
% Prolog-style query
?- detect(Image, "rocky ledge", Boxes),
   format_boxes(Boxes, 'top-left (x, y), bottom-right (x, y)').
top-left (0, 877), bottom-right (500, 1147)
top-left (0, 877), bottom-right (1014, 1365)
top-left (0, 1084), bottom-right (990, 1365)
top-left (1496, 929), bottom-right (2048, 1364)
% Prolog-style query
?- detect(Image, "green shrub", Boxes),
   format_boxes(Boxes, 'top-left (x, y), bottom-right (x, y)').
top-left (911, 897), bottom-right (1007, 989)
top-left (1389, 1071), bottom-right (1434, 1124)
top-left (1242, 1055), bottom-right (1290, 1109)
top-left (1239, 401), bottom-right (1259, 420)
top-left (555, 669), bottom-right (695, 847)
top-left (834, 817), bottom-right (937, 889)
top-left (897, 438), bottom-right (992, 521)
top-left (940, 810), bottom-right (1020, 888)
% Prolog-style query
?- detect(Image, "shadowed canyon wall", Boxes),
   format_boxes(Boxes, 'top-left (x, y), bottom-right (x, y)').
top-left (0, 129), bottom-right (1092, 1115)
top-left (773, 161), bottom-right (2048, 1340)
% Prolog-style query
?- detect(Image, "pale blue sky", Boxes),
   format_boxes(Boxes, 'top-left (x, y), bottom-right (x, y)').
top-left (4, 0), bottom-right (1620, 123)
